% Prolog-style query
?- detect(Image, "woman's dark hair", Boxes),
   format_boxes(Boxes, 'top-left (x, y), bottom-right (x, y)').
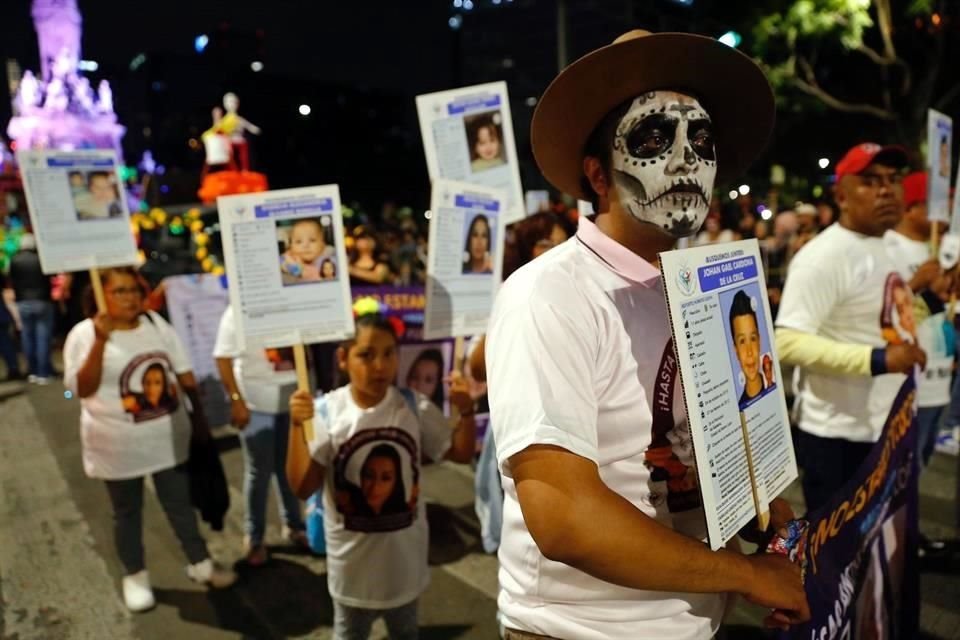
top-left (502, 211), bottom-right (572, 279)
top-left (82, 266), bottom-right (147, 318)
top-left (463, 214), bottom-right (491, 265)
top-left (140, 362), bottom-right (172, 408)
top-left (360, 443), bottom-right (408, 515)
top-left (728, 290), bottom-right (758, 340)
top-left (336, 313), bottom-right (399, 387)
top-left (406, 348), bottom-right (445, 409)
top-left (321, 258), bottom-right (337, 277)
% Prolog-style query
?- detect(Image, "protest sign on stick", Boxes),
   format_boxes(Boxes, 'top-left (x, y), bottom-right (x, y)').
top-left (660, 239), bottom-right (798, 549)
top-left (416, 82), bottom-right (525, 224)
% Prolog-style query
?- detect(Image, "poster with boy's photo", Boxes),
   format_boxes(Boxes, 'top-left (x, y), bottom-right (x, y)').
top-left (276, 215), bottom-right (339, 286)
top-left (71, 170), bottom-right (123, 220)
top-left (398, 342), bottom-right (453, 413)
top-left (718, 283), bottom-right (777, 411)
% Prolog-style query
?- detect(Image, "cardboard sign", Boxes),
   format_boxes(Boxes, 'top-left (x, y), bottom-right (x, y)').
top-left (17, 149), bottom-right (138, 274)
top-left (218, 185), bottom-right (354, 349)
top-left (927, 109), bottom-right (953, 223)
top-left (423, 179), bottom-right (506, 340)
top-left (416, 82), bottom-right (525, 224)
top-left (660, 239), bottom-right (798, 549)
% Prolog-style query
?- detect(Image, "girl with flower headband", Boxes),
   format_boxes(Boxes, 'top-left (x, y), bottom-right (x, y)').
top-left (286, 297), bottom-right (476, 638)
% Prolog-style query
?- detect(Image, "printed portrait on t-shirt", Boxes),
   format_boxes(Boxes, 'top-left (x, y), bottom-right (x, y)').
top-left (719, 283), bottom-right (777, 411)
top-left (119, 352), bottom-right (180, 423)
top-left (332, 427), bottom-right (419, 532)
top-left (643, 339), bottom-right (702, 514)
top-left (880, 273), bottom-right (917, 346)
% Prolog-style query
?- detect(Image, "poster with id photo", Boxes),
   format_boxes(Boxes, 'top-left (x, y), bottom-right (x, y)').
top-left (423, 180), bottom-right (506, 341)
top-left (416, 82), bottom-right (525, 224)
top-left (218, 185), bottom-right (354, 350)
top-left (927, 109), bottom-right (953, 223)
top-left (659, 239), bottom-right (798, 549)
top-left (17, 149), bottom-right (138, 274)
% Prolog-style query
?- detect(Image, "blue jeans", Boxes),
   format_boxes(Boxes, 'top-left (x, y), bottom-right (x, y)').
top-left (0, 320), bottom-right (21, 377)
top-left (16, 300), bottom-right (53, 377)
top-left (240, 411), bottom-right (304, 546)
top-left (917, 406), bottom-right (944, 467)
top-left (945, 373), bottom-right (960, 429)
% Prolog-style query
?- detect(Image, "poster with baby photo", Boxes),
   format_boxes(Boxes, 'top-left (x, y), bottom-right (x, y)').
top-left (17, 149), bottom-right (138, 274)
top-left (218, 185), bottom-right (354, 350)
top-left (718, 282), bottom-right (777, 411)
top-left (276, 215), bottom-right (339, 286)
top-left (416, 81), bottom-right (525, 224)
top-left (398, 341), bottom-right (454, 414)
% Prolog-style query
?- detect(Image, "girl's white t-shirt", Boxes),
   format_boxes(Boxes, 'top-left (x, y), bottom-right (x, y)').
top-left (308, 385), bottom-right (452, 608)
top-left (63, 312), bottom-right (193, 480)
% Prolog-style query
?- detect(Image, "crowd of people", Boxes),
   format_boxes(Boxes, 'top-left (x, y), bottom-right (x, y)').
top-left (3, 28), bottom-right (959, 640)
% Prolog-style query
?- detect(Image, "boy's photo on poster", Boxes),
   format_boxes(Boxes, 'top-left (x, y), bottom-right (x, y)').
top-left (464, 110), bottom-right (506, 174)
top-left (719, 283), bottom-right (777, 411)
top-left (276, 215), bottom-right (338, 286)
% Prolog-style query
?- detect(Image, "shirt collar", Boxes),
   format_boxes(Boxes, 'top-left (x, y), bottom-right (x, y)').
top-left (576, 216), bottom-right (661, 287)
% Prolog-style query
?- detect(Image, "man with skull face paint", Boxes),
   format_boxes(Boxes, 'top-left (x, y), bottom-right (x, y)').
top-left (486, 31), bottom-right (809, 640)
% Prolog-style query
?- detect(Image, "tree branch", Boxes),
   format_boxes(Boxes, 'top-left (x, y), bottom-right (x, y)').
top-left (874, 0), bottom-right (898, 60)
top-left (792, 79), bottom-right (898, 120)
top-left (935, 81), bottom-right (960, 111)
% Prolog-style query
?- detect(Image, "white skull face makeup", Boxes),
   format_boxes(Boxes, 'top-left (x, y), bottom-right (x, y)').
top-left (611, 91), bottom-right (717, 238)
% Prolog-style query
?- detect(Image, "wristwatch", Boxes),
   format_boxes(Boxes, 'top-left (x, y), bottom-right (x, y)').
top-left (230, 392), bottom-right (242, 402)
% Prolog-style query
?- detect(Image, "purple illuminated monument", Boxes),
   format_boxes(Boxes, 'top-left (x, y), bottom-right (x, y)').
top-left (7, 0), bottom-right (125, 156)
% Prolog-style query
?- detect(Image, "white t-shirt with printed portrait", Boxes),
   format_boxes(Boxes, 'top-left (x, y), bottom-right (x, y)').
top-left (63, 311), bottom-right (193, 480)
top-left (212, 305), bottom-right (299, 414)
top-left (487, 217), bottom-right (724, 640)
top-left (308, 385), bottom-right (452, 609)
top-left (776, 224), bottom-right (909, 442)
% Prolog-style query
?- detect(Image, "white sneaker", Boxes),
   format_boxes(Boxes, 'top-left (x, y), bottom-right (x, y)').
top-left (122, 570), bottom-right (156, 612)
top-left (32, 376), bottom-right (52, 386)
top-left (27, 375), bottom-right (38, 383)
top-left (186, 558), bottom-right (237, 589)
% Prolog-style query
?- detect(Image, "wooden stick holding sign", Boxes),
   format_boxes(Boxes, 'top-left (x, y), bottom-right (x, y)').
top-left (739, 412), bottom-right (771, 531)
top-left (292, 343), bottom-right (315, 443)
top-left (89, 267), bottom-right (107, 314)
top-left (449, 336), bottom-right (467, 423)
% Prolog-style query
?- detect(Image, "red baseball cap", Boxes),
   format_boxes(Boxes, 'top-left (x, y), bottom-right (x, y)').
top-left (834, 143), bottom-right (909, 181)
top-left (902, 172), bottom-right (927, 209)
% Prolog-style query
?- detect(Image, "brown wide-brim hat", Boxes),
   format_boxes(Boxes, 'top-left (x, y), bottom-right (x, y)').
top-left (531, 30), bottom-right (776, 200)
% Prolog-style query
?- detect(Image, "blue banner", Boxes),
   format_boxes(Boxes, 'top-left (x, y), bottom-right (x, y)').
top-left (697, 256), bottom-right (759, 293)
top-left (785, 377), bottom-right (920, 640)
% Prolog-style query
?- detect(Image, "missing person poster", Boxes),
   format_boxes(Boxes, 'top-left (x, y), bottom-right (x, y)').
top-left (218, 185), bottom-right (354, 349)
top-left (660, 239), bottom-right (798, 549)
top-left (416, 82), bottom-right (525, 224)
top-left (927, 109), bottom-right (953, 223)
top-left (423, 180), bottom-right (506, 341)
top-left (17, 149), bottom-right (138, 274)
top-left (164, 274), bottom-right (230, 380)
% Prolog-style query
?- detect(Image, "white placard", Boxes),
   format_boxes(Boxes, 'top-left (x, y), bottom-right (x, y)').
top-left (927, 109), bottom-right (952, 223)
top-left (218, 185), bottom-right (354, 350)
top-left (164, 274), bottom-right (230, 380)
top-left (17, 149), bottom-right (138, 274)
top-left (525, 190), bottom-right (550, 215)
top-left (952, 154), bottom-right (960, 232)
top-left (416, 81), bottom-right (525, 225)
top-left (659, 239), bottom-right (798, 549)
top-left (423, 180), bottom-right (506, 340)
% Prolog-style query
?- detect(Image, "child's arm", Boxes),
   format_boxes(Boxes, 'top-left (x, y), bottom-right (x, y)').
top-left (445, 372), bottom-right (477, 463)
top-left (287, 389), bottom-right (326, 499)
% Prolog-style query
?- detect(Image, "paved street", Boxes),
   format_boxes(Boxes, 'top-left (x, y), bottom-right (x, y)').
top-left (1, 379), bottom-right (958, 639)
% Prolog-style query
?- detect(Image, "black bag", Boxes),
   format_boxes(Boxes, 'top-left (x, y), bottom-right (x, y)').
top-left (187, 435), bottom-right (230, 532)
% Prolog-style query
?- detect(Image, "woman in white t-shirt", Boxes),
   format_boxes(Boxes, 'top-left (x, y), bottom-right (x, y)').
top-left (286, 311), bottom-right (477, 639)
top-left (63, 267), bottom-right (237, 613)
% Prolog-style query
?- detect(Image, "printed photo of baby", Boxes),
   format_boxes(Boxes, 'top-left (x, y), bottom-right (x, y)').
top-left (464, 111), bottom-right (506, 174)
top-left (277, 216), bottom-right (337, 286)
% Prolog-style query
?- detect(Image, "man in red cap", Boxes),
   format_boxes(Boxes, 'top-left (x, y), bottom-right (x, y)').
top-left (884, 171), bottom-right (953, 466)
top-left (776, 143), bottom-right (927, 512)
top-left (487, 29), bottom-right (808, 640)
